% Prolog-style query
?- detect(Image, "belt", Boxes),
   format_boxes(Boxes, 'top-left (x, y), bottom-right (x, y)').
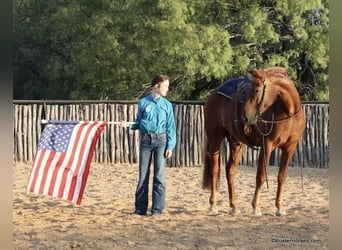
top-left (141, 132), bottom-right (166, 138)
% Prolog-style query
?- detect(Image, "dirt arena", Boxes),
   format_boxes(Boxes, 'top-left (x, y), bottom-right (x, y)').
top-left (13, 162), bottom-right (329, 249)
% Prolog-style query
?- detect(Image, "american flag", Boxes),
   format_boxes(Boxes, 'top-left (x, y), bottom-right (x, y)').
top-left (26, 120), bottom-right (107, 205)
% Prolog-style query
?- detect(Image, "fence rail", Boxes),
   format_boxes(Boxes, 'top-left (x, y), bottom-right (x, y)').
top-left (13, 100), bottom-right (329, 168)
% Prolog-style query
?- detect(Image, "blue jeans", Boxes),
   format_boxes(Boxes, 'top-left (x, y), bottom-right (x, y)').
top-left (135, 133), bottom-right (167, 215)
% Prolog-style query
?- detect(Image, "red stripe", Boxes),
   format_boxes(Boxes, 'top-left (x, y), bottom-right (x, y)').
top-left (76, 122), bottom-right (107, 204)
top-left (27, 149), bottom-right (47, 193)
top-left (57, 122), bottom-right (89, 198)
top-left (47, 153), bottom-right (66, 196)
top-left (38, 151), bottom-right (57, 194)
top-left (67, 122), bottom-right (99, 202)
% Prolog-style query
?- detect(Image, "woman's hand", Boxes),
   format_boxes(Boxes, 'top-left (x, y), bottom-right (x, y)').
top-left (120, 121), bottom-right (129, 128)
top-left (164, 149), bottom-right (173, 159)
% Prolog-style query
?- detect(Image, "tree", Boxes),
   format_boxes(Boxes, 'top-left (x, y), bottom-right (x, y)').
top-left (13, 0), bottom-right (329, 101)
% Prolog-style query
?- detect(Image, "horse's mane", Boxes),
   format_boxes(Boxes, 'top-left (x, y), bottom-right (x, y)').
top-left (248, 67), bottom-right (293, 87)
top-left (264, 67), bottom-right (289, 79)
top-left (262, 67), bottom-right (302, 110)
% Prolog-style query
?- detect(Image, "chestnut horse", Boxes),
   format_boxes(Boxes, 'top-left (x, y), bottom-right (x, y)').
top-left (202, 67), bottom-right (305, 216)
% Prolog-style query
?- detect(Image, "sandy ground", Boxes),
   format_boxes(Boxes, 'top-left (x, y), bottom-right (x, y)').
top-left (13, 162), bottom-right (329, 250)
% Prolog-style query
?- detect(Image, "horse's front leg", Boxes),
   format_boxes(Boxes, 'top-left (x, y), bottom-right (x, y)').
top-left (226, 142), bottom-right (243, 215)
top-left (275, 143), bottom-right (297, 216)
top-left (252, 142), bottom-right (272, 216)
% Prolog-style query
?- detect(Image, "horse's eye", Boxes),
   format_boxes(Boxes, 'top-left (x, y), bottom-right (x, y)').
top-left (255, 89), bottom-right (259, 93)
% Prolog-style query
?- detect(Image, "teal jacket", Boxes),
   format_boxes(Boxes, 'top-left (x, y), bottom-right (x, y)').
top-left (130, 93), bottom-right (176, 150)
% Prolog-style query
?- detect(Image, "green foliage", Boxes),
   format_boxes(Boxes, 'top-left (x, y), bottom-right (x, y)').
top-left (13, 0), bottom-right (329, 101)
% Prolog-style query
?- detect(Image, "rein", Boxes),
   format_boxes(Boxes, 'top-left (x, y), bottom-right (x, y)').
top-left (255, 113), bottom-right (274, 136)
top-left (257, 108), bottom-right (302, 124)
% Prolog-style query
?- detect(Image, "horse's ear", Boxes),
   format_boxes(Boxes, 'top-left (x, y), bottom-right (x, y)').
top-left (248, 68), bottom-right (264, 80)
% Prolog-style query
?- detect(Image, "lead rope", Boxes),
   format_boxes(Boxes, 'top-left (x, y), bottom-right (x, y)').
top-left (256, 114), bottom-right (274, 190)
top-left (301, 160), bottom-right (303, 193)
top-left (301, 135), bottom-right (304, 193)
top-left (261, 72), bottom-right (269, 190)
top-left (262, 135), bottom-right (269, 189)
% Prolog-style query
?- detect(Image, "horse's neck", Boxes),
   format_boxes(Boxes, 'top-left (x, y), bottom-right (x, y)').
top-left (272, 81), bottom-right (301, 115)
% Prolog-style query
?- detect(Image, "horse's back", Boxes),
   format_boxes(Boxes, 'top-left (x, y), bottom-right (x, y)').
top-left (204, 90), bottom-right (233, 134)
top-left (205, 90), bottom-right (226, 117)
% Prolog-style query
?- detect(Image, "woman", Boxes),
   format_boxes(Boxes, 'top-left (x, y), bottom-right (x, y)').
top-left (121, 75), bottom-right (176, 216)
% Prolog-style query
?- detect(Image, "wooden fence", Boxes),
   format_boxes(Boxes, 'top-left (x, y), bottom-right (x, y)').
top-left (13, 100), bottom-right (329, 168)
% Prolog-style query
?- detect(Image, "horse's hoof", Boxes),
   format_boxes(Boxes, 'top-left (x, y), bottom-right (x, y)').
top-left (208, 207), bottom-right (219, 215)
top-left (276, 210), bottom-right (287, 217)
top-left (229, 208), bottom-right (241, 216)
top-left (253, 209), bottom-right (262, 217)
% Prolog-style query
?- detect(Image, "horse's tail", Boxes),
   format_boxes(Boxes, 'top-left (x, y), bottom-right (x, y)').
top-left (202, 134), bottom-right (220, 190)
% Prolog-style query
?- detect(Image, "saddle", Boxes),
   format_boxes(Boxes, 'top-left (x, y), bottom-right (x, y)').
top-left (216, 77), bottom-right (244, 99)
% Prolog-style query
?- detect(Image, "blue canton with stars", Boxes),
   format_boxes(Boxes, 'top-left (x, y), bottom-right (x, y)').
top-left (38, 124), bottom-right (76, 152)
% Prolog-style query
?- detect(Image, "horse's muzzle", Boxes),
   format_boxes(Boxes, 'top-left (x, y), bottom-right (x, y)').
top-left (242, 115), bottom-right (258, 125)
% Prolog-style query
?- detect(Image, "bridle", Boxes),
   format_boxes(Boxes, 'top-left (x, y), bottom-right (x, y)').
top-left (248, 77), bottom-right (302, 125)
top-left (239, 74), bottom-right (302, 137)
top-left (255, 79), bottom-right (267, 118)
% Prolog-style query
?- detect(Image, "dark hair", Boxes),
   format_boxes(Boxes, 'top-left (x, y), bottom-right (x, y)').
top-left (151, 74), bottom-right (169, 87)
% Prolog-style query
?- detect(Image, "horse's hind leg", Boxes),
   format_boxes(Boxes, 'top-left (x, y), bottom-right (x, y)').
top-left (226, 140), bottom-right (243, 215)
top-left (207, 142), bottom-right (221, 214)
top-left (202, 131), bottom-right (223, 214)
top-left (275, 143), bottom-right (297, 216)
